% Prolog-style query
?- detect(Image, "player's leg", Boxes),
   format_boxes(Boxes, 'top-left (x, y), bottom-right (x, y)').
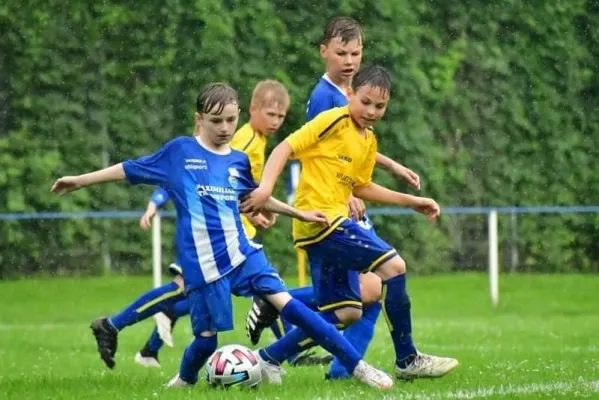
top-left (239, 251), bottom-right (392, 389)
top-left (135, 298), bottom-right (189, 368)
top-left (90, 280), bottom-right (185, 369)
top-left (167, 281), bottom-right (232, 387)
top-left (246, 285), bottom-right (333, 366)
top-left (372, 250), bottom-right (459, 379)
top-left (327, 272), bottom-right (382, 379)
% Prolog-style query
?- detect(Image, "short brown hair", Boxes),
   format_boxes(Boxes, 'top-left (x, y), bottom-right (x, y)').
top-left (251, 80), bottom-right (290, 109)
top-left (322, 16), bottom-right (363, 45)
top-left (196, 82), bottom-right (239, 115)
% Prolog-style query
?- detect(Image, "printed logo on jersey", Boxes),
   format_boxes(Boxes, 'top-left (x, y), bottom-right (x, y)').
top-left (337, 154), bottom-right (353, 163)
top-left (185, 158), bottom-right (208, 170)
top-left (228, 167), bottom-right (240, 189)
top-left (196, 184), bottom-right (236, 201)
top-left (336, 172), bottom-right (356, 187)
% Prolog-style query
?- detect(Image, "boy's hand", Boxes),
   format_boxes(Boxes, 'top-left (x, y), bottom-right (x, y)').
top-left (140, 208), bottom-right (157, 231)
top-left (389, 163), bottom-right (421, 190)
top-left (240, 187), bottom-right (271, 213)
top-left (348, 195), bottom-right (366, 221)
top-left (298, 210), bottom-right (330, 225)
top-left (411, 197), bottom-right (440, 221)
top-left (247, 212), bottom-right (276, 229)
top-left (50, 176), bottom-right (82, 195)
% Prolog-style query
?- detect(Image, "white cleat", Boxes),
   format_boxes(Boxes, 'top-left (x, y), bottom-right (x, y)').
top-left (395, 353), bottom-right (459, 380)
top-left (352, 360), bottom-right (394, 390)
top-left (255, 351), bottom-right (286, 384)
top-left (154, 312), bottom-right (174, 348)
top-left (134, 352), bottom-right (161, 368)
top-left (164, 373), bottom-right (191, 388)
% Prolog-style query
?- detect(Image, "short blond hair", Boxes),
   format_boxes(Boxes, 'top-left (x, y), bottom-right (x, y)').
top-left (251, 80), bottom-right (290, 109)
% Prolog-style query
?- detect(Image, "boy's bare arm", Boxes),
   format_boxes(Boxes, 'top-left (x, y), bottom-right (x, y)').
top-left (375, 152), bottom-right (420, 190)
top-left (51, 163), bottom-right (126, 195)
top-left (353, 182), bottom-right (440, 221)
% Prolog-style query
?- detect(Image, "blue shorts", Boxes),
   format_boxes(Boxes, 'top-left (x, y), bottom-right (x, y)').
top-left (187, 250), bottom-right (286, 335)
top-left (305, 219), bottom-right (397, 312)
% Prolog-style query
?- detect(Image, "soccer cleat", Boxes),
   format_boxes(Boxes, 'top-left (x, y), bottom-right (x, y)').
top-left (90, 317), bottom-right (118, 369)
top-left (134, 352), bottom-right (161, 368)
top-left (154, 312), bottom-right (174, 348)
top-left (246, 296), bottom-right (280, 345)
top-left (395, 353), bottom-right (459, 380)
top-left (290, 349), bottom-right (334, 367)
top-left (134, 342), bottom-right (160, 368)
top-left (352, 360), bottom-right (394, 389)
top-left (164, 373), bottom-right (192, 388)
top-left (255, 351), bottom-right (286, 384)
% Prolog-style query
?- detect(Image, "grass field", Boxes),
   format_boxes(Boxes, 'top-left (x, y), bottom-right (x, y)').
top-left (1, 273), bottom-right (598, 399)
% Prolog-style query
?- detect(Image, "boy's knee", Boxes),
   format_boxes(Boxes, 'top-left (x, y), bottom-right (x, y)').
top-left (360, 272), bottom-right (382, 304)
top-left (173, 274), bottom-right (184, 289)
top-left (374, 255), bottom-right (407, 281)
top-left (334, 307), bottom-right (363, 325)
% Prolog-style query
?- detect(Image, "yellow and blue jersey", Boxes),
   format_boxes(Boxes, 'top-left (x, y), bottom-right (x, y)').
top-left (285, 106), bottom-right (378, 247)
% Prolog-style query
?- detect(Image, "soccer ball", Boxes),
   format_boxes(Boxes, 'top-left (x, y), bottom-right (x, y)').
top-left (205, 344), bottom-right (262, 388)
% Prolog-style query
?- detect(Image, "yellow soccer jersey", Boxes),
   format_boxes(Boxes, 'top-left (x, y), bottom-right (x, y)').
top-left (230, 123), bottom-right (267, 239)
top-left (285, 106), bottom-right (378, 247)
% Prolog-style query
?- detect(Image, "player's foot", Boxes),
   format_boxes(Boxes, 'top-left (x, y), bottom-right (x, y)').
top-left (395, 353), bottom-right (459, 380)
top-left (154, 312), bottom-right (174, 347)
top-left (134, 342), bottom-right (160, 368)
top-left (246, 296), bottom-right (280, 345)
top-left (290, 349), bottom-right (334, 366)
top-left (352, 360), bottom-right (394, 389)
top-left (165, 373), bottom-right (191, 388)
top-left (90, 317), bottom-right (118, 369)
top-left (255, 351), bottom-right (286, 384)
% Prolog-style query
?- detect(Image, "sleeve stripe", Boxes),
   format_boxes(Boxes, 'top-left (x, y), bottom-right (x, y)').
top-left (317, 114), bottom-right (349, 139)
top-left (242, 132), bottom-right (257, 151)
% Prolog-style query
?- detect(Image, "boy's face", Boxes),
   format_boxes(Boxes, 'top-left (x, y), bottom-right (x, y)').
top-left (195, 103), bottom-right (240, 146)
top-left (320, 36), bottom-right (363, 85)
top-left (250, 102), bottom-right (288, 136)
top-left (348, 85), bottom-right (389, 129)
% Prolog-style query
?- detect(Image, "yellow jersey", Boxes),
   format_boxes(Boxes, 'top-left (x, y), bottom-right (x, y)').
top-left (230, 123), bottom-right (267, 239)
top-left (285, 106), bottom-right (377, 247)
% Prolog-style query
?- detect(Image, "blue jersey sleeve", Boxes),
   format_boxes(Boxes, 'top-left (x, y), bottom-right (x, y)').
top-left (123, 139), bottom-right (177, 186)
top-left (150, 187), bottom-right (170, 207)
top-left (236, 155), bottom-right (258, 197)
top-left (306, 92), bottom-right (334, 122)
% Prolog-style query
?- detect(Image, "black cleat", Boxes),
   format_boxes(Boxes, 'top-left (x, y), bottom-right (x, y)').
top-left (90, 317), bottom-right (118, 369)
top-left (291, 350), bottom-right (334, 367)
top-left (246, 296), bottom-right (280, 345)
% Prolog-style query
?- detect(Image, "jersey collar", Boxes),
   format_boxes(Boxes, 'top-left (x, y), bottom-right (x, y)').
top-left (323, 74), bottom-right (349, 97)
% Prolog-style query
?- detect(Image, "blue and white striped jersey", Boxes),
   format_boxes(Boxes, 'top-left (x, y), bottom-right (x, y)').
top-left (124, 136), bottom-right (262, 291)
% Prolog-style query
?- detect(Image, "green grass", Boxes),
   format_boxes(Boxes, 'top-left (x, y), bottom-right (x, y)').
top-left (1, 273), bottom-right (598, 399)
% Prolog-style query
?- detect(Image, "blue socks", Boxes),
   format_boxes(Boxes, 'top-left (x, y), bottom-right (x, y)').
top-left (108, 282), bottom-right (184, 331)
top-left (179, 335), bottom-right (218, 384)
top-left (327, 302), bottom-right (381, 379)
top-left (382, 274), bottom-right (417, 367)
top-left (270, 286), bottom-right (317, 340)
top-left (259, 299), bottom-right (361, 374)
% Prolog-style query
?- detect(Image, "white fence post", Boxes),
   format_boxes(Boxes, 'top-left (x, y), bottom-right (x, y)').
top-left (152, 214), bottom-right (162, 288)
top-left (488, 209), bottom-right (499, 307)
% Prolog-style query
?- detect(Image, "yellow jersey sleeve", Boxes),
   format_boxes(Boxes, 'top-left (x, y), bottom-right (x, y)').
top-left (285, 107), bottom-right (350, 158)
top-left (354, 129), bottom-right (378, 188)
top-left (230, 123), bottom-right (267, 183)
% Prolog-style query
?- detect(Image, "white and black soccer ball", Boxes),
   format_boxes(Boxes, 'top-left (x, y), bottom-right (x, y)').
top-left (205, 344), bottom-right (262, 388)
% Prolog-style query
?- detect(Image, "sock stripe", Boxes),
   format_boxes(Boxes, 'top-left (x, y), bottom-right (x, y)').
top-left (380, 284), bottom-right (394, 331)
top-left (135, 287), bottom-right (183, 313)
top-left (276, 318), bottom-right (286, 335)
